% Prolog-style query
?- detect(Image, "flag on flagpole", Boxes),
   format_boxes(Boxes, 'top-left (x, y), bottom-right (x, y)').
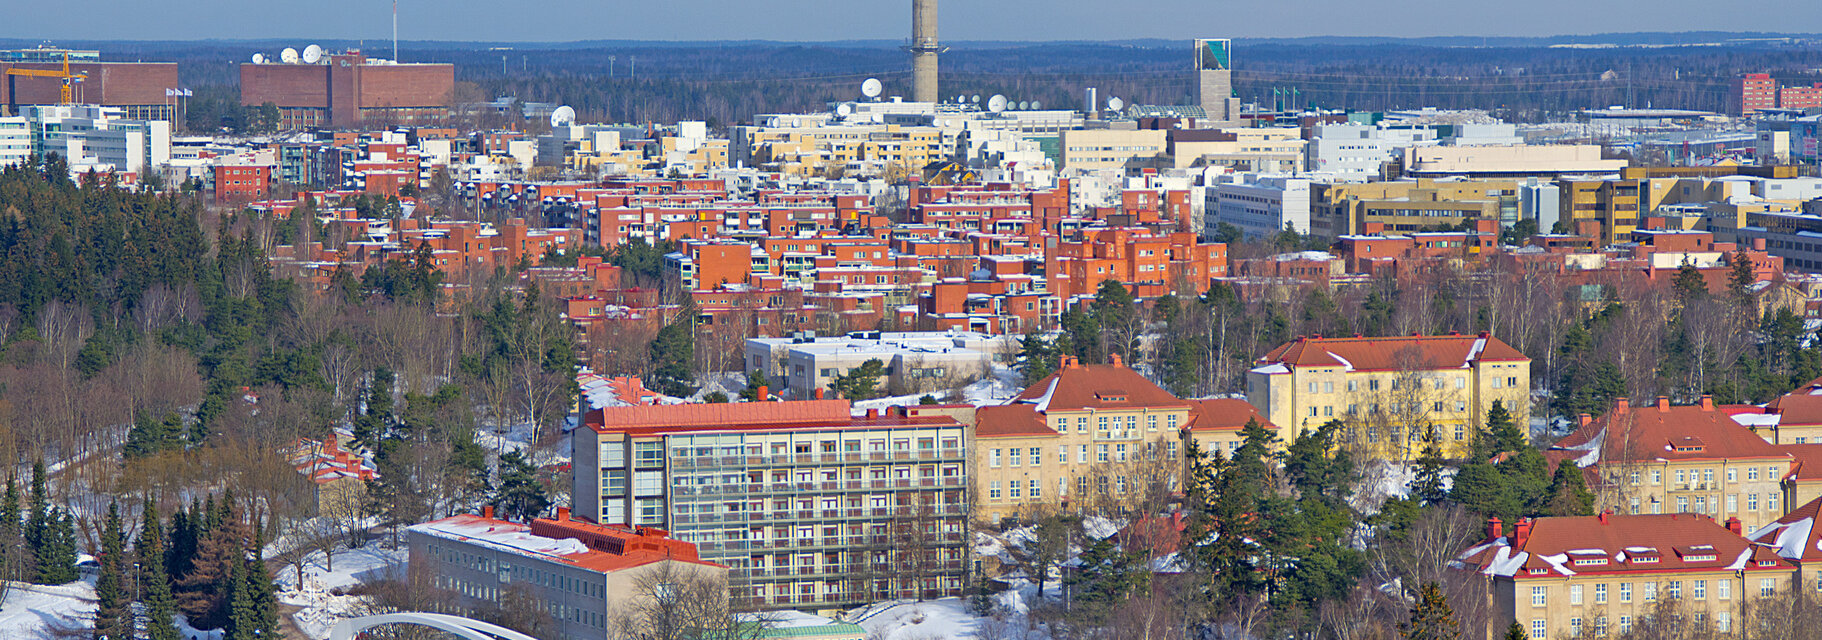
top-left (165, 88), bottom-right (175, 97)
top-left (182, 89), bottom-right (192, 97)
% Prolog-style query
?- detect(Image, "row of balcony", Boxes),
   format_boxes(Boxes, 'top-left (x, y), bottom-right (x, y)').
top-left (689, 532), bottom-right (968, 553)
top-left (664, 477), bottom-right (967, 497)
top-left (669, 505), bottom-right (968, 526)
top-left (667, 450), bottom-right (968, 468)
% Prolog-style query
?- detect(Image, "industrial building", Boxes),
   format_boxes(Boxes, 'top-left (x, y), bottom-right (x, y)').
top-left (1, 59), bottom-right (179, 122)
top-left (1194, 39), bottom-right (1240, 125)
top-left (240, 49), bottom-right (453, 129)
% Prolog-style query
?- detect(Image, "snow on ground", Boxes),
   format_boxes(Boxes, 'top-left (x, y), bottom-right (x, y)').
top-left (1081, 516), bottom-right (1123, 540)
top-left (278, 544), bottom-right (408, 640)
top-left (0, 580), bottom-right (95, 638)
top-left (848, 598), bottom-right (983, 640)
top-left (690, 372), bottom-right (750, 402)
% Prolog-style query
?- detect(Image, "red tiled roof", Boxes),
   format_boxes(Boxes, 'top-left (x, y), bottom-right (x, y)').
top-left (1257, 332), bottom-right (1528, 372)
top-left (415, 514), bottom-right (722, 574)
top-left (586, 399), bottom-right (853, 433)
top-left (1011, 363), bottom-right (1189, 412)
top-left (1185, 398), bottom-right (1273, 432)
top-left (1458, 514), bottom-right (1788, 578)
top-left (1746, 496), bottom-right (1822, 562)
top-left (975, 404), bottom-right (1057, 438)
top-left (1778, 444), bottom-right (1822, 484)
top-left (1551, 399), bottom-right (1792, 465)
top-left (1766, 376), bottom-right (1822, 426)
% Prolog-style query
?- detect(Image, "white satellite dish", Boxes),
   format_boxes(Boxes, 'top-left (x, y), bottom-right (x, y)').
top-left (1107, 97), bottom-right (1125, 112)
top-left (550, 105), bottom-right (576, 127)
top-left (836, 103), bottom-right (854, 117)
top-left (955, 94), bottom-right (966, 104)
top-left (987, 95), bottom-right (1008, 113)
top-left (861, 78), bottom-right (883, 99)
top-left (971, 94), bottom-right (981, 103)
top-left (251, 53), bottom-right (266, 64)
top-left (303, 44), bottom-right (324, 64)
top-left (1032, 101), bottom-right (1043, 110)
top-left (1018, 101), bottom-right (1030, 110)
top-left (280, 47), bottom-right (300, 64)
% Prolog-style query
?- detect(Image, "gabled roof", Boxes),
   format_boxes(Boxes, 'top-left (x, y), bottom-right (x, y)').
top-left (1746, 496), bottom-right (1822, 562)
top-left (1184, 398), bottom-right (1274, 432)
top-left (1767, 376), bottom-right (1822, 426)
top-left (1256, 332), bottom-right (1528, 372)
top-left (1456, 514), bottom-right (1788, 578)
top-left (975, 404), bottom-right (1057, 438)
top-left (1550, 398), bottom-right (1792, 468)
top-left (1011, 361), bottom-right (1189, 413)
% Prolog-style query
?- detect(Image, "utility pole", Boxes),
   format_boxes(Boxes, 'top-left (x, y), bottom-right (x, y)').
top-left (609, 55), bottom-right (616, 78)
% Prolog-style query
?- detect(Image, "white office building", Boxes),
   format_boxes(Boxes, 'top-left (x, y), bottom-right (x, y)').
top-left (1304, 123), bottom-right (1435, 180)
top-left (1205, 173), bottom-right (1313, 240)
top-left (19, 105), bottom-right (170, 177)
top-left (0, 116), bottom-right (28, 168)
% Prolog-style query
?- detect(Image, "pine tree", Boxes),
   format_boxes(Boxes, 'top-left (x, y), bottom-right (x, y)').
top-left (36, 510), bottom-right (77, 585)
top-left (25, 460), bottom-right (47, 569)
top-left (646, 320), bottom-right (697, 397)
top-left (224, 551), bottom-right (256, 640)
top-left (493, 451), bottom-right (551, 522)
top-left (737, 369), bottom-right (771, 401)
top-left (139, 498), bottom-right (180, 640)
top-left (1503, 622), bottom-right (1527, 640)
top-left (247, 522), bottom-right (279, 639)
top-left (1410, 437), bottom-right (1449, 505)
top-left (1403, 582), bottom-right (1460, 640)
top-left (831, 359), bottom-right (886, 400)
top-left (94, 502), bottom-right (130, 640)
top-left (1544, 462), bottom-right (1596, 517)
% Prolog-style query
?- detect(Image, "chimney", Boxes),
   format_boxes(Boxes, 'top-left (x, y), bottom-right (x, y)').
top-left (1726, 517), bottom-right (1743, 535)
top-left (1485, 516), bottom-right (1503, 541)
top-left (483, 505), bottom-right (495, 519)
top-left (1598, 510), bottom-right (1609, 525)
top-left (866, 408), bottom-right (879, 419)
top-left (1754, 237), bottom-right (1767, 251)
top-left (757, 385), bottom-right (769, 401)
top-left (1700, 395), bottom-right (1714, 411)
top-left (1657, 396), bottom-right (1671, 412)
top-left (813, 387), bottom-right (824, 400)
top-left (1614, 397), bottom-right (1629, 414)
top-left (1513, 518), bottom-right (1533, 549)
top-left (1110, 353), bottom-right (1123, 367)
top-left (1579, 413), bottom-right (1592, 427)
top-left (1478, 330), bottom-right (1489, 338)
top-left (557, 506), bottom-right (571, 521)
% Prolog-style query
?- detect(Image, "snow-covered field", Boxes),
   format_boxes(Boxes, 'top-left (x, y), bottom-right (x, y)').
top-left (277, 544), bottom-right (408, 640)
top-left (0, 580), bottom-right (95, 638)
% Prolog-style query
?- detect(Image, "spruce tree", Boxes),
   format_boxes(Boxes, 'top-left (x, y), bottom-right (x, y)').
top-left (1482, 400), bottom-right (1525, 456)
top-left (36, 510), bottom-right (77, 585)
top-left (1410, 437), bottom-right (1449, 505)
top-left (0, 476), bottom-right (19, 540)
top-left (26, 460), bottom-right (47, 567)
top-left (1503, 622), bottom-right (1527, 640)
top-left (646, 320), bottom-right (697, 397)
top-left (247, 522), bottom-right (279, 638)
top-left (1403, 582), bottom-right (1460, 640)
top-left (224, 552), bottom-right (256, 640)
top-left (1545, 462), bottom-right (1597, 517)
top-left (139, 498), bottom-right (180, 640)
top-left (94, 502), bottom-right (130, 640)
top-left (167, 508), bottom-right (194, 584)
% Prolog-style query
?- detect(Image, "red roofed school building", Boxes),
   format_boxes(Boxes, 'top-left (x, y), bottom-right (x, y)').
top-left (1246, 332), bottom-right (1531, 460)
top-left (284, 433), bottom-right (376, 517)
top-left (972, 354), bottom-right (1272, 522)
top-left (408, 507), bottom-right (726, 640)
top-left (571, 398), bottom-right (974, 609)
top-left (1455, 512), bottom-right (1793, 639)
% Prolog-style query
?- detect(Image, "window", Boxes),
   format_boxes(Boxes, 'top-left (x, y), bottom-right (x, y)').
top-left (1762, 578), bottom-right (1777, 597)
top-left (1652, 470), bottom-right (1662, 485)
top-left (1009, 448), bottom-right (1021, 466)
top-left (1455, 376), bottom-right (1466, 389)
top-left (1570, 618), bottom-right (1583, 637)
top-left (991, 449), bottom-right (1001, 467)
top-left (1693, 580), bottom-right (1706, 600)
top-left (1644, 582), bottom-right (1657, 601)
top-left (1594, 617), bottom-right (1608, 637)
top-left (1030, 479), bottom-right (1040, 498)
top-left (1078, 445), bottom-right (1088, 463)
top-left (1619, 616), bottom-right (1632, 634)
top-left (1717, 611), bottom-right (1731, 633)
top-left (1059, 446), bottom-right (1068, 463)
top-left (1323, 382), bottom-right (1334, 393)
top-left (1719, 579), bottom-right (1731, 599)
top-left (1595, 583), bottom-right (1607, 603)
top-left (1098, 445), bottom-right (1109, 463)
top-left (1772, 493), bottom-right (1781, 512)
top-left (988, 481), bottom-right (1001, 499)
top-left (1620, 582), bottom-right (1632, 603)
top-left (1530, 620), bottom-right (1546, 639)
top-left (1532, 586), bottom-right (1547, 606)
top-left (1749, 494), bottom-right (1760, 511)
top-left (1009, 483), bottom-right (1021, 498)
top-left (1727, 468), bottom-right (1737, 482)
top-left (1668, 581), bottom-right (1682, 599)
top-left (1749, 467), bottom-right (1761, 481)
top-left (1728, 495), bottom-right (1738, 513)
top-left (1570, 585), bottom-right (1583, 605)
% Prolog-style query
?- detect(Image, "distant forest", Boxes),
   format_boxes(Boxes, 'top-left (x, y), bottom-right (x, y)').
top-left (25, 37), bottom-right (1822, 126)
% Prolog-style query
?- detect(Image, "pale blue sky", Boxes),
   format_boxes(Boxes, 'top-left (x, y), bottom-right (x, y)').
top-left (7, 0), bottom-right (1821, 42)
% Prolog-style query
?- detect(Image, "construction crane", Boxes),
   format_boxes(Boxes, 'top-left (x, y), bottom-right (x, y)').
top-left (4, 51), bottom-right (85, 107)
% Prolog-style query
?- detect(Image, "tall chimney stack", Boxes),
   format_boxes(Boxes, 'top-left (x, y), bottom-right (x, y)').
top-left (910, 0), bottom-right (941, 103)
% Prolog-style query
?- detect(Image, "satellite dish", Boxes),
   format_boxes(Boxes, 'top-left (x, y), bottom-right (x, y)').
top-left (303, 44), bottom-right (324, 64)
top-left (251, 53), bottom-right (266, 64)
top-left (987, 95), bottom-right (1008, 113)
top-left (550, 105), bottom-right (576, 127)
top-left (971, 94), bottom-right (981, 103)
top-left (1108, 97), bottom-right (1125, 112)
top-left (1018, 101), bottom-right (1030, 110)
top-left (280, 47), bottom-right (300, 64)
top-left (955, 94), bottom-right (966, 104)
top-left (1032, 101), bottom-right (1043, 110)
top-left (836, 103), bottom-right (854, 117)
top-left (861, 78), bottom-right (883, 99)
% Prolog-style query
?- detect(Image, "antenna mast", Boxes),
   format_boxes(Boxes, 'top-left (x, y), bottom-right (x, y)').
top-left (392, 0), bottom-right (399, 62)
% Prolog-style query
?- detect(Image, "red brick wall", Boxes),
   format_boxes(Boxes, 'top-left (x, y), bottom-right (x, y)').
top-left (3, 62), bottom-right (178, 106)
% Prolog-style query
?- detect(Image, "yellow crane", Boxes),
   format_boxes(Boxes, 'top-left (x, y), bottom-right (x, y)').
top-left (4, 51), bottom-right (85, 105)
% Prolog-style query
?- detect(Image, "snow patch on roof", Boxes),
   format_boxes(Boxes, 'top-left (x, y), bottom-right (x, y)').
top-left (1326, 351), bottom-right (1355, 372)
top-left (1249, 363), bottom-right (1290, 375)
top-left (1465, 337), bottom-right (1487, 367)
top-left (1747, 517), bottom-right (1814, 560)
top-left (1726, 547), bottom-right (1755, 571)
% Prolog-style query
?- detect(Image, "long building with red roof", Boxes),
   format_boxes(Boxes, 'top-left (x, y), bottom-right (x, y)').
top-left (1246, 331), bottom-right (1531, 459)
top-left (572, 397), bottom-right (971, 609)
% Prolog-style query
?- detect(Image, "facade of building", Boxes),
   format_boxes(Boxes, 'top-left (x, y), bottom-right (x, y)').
top-left (1, 61), bottom-right (180, 122)
top-left (1399, 145), bottom-right (1626, 179)
top-left (571, 400), bottom-right (970, 609)
top-left (240, 50), bottom-right (454, 129)
top-left (1733, 73), bottom-right (1780, 116)
top-left (19, 104), bottom-right (170, 177)
top-left (1550, 396), bottom-right (1798, 533)
top-left (1059, 129), bottom-right (1167, 172)
top-left (1455, 513), bottom-right (1794, 640)
top-left (408, 510), bottom-right (727, 640)
top-left (1246, 333), bottom-right (1532, 459)
top-left (1309, 178), bottom-right (1520, 239)
top-left (1205, 173), bottom-right (1312, 240)
top-left (744, 331), bottom-right (1011, 399)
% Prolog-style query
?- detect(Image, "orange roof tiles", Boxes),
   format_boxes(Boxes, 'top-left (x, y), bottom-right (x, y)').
top-left (1551, 398), bottom-right (1792, 465)
top-left (1185, 399), bottom-right (1274, 432)
top-left (975, 404), bottom-right (1056, 438)
top-left (1767, 376), bottom-right (1822, 426)
top-left (1011, 361), bottom-right (1189, 413)
top-left (1746, 496), bottom-right (1822, 562)
top-left (1458, 513), bottom-right (1788, 578)
top-left (1256, 332), bottom-right (1528, 372)
top-left (586, 399), bottom-right (853, 433)
top-left (414, 514), bottom-right (722, 574)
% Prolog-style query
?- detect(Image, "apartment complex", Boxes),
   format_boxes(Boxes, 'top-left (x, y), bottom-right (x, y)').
top-left (744, 330), bottom-right (1011, 399)
top-left (1455, 513), bottom-right (1794, 639)
top-left (1550, 397), bottom-right (1796, 532)
top-left (1059, 129), bottom-right (1167, 171)
top-left (1308, 177), bottom-right (1522, 239)
top-left (408, 509), bottom-right (726, 640)
top-left (571, 399), bottom-right (971, 609)
top-left (1246, 333), bottom-right (1531, 459)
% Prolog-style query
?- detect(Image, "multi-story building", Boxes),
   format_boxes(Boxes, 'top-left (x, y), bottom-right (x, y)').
top-left (18, 104), bottom-right (170, 177)
top-left (1734, 73), bottom-right (1780, 115)
top-left (972, 356), bottom-right (1234, 522)
top-left (1398, 145), bottom-right (1625, 180)
top-left (1309, 178), bottom-right (1520, 240)
top-left (1550, 396), bottom-right (1797, 532)
top-left (1059, 129), bottom-right (1167, 172)
top-left (1205, 173), bottom-right (1312, 240)
top-left (1246, 333), bottom-right (1531, 459)
top-left (744, 330), bottom-right (1012, 399)
top-left (0, 58), bottom-right (179, 122)
top-left (240, 49), bottom-right (453, 129)
top-left (1455, 512), bottom-right (1794, 640)
top-left (571, 399), bottom-right (971, 609)
top-left (408, 508), bottom-right (727, 640)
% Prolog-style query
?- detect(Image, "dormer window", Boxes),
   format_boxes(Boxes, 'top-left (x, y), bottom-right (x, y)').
top-left (1573, 557), bottom-right (1610, 566)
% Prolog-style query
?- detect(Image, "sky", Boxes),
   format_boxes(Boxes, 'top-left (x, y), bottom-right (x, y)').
top-left (8, 0), bottom-right (1822, 43)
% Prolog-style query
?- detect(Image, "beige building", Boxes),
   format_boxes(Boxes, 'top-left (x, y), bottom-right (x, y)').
top-left (1246, 333), bottom-right (1531, 460)
top-left (1309, 178), bottom-right (1521, 239)
top-left (1170, 128), bottom-right (1306, 172)
top-left (1456, 513), bottom-right (1795, 640)
top-left (1400, 144), bottom-right (1625, 178)
top-left (1060, 129), bottom-right (1168, 172)
top-left (731, 123), bottom-right (948, 177)
top-left (972, 356), bottom-right (1273, 522)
